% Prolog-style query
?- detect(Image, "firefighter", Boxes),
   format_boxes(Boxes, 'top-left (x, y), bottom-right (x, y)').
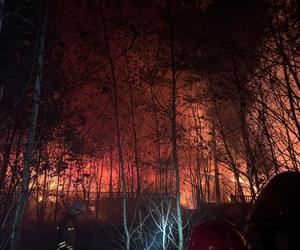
top-left (189, 219), bottom-right (248, 250)
top-left (56, 200), bottom-right (86, 250)
top-left (246, 171), bottom-right (300, 250)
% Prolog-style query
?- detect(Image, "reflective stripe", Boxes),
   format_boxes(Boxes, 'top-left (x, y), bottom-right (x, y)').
top-left (66, 246), bottom-right (73, 250)
top-left (58, 241), bottom-right (67, 247)
top-left (67, 227), bottom-right (74, 231)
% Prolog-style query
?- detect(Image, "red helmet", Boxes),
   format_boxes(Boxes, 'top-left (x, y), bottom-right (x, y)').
top-left (189, 220), bottom-right (248, 250)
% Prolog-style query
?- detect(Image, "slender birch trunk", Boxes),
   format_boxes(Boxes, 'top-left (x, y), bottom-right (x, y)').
top-left (99, 2), bottom-right (130, 248)
top-left (10, 2), bottom-right (47, 249)
top-left (168, 1), bottom-right (183, 248)
top-left (125, 53), bottom-right (140, 196)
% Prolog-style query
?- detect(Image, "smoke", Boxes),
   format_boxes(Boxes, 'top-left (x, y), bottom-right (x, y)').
top-left (49, 0), bottom-right (269, 149)
top-left (171, 0), bottom-right (268, 144)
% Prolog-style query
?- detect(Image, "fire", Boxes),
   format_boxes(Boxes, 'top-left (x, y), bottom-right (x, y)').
top-left (181, 188), bottom-right (194, 209)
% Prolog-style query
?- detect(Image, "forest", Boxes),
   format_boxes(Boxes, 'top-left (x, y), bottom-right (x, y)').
top-left (0, 0), bottom-right (299, 249)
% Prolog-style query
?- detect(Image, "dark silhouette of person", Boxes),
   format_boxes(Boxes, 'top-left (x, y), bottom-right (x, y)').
top-left (246, 171), bottom-right (300, 250)
top-left (56, 200), bottom-right (86, 250)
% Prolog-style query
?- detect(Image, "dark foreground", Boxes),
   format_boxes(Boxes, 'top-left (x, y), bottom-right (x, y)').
top-left (16, 203), bottom-right (250, 250)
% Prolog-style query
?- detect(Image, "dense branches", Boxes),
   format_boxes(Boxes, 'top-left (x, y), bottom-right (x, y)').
top-left (0, 0), bottom-right (299, 249)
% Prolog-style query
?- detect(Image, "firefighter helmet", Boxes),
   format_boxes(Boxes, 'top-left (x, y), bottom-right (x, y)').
top-left (246, 171), bottom-right (300, 249)
top-left (69, 200), bottom-right (86, 217)
top-left (246, 171), bottom-right (300, 232)
top-left (189, 219), bottom-right (248, 250)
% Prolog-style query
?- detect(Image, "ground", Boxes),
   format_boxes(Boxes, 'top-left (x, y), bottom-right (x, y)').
top-left (16, 203), bottom-right (251, 250)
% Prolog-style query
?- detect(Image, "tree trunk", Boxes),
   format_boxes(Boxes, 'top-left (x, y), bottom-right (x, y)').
top-left (53, 173), bottom-right (61, 225)
top-left (231, 51), bottom-right (258, 198)
top-left (0, 0), bottom-right (5, 102)
top-left (150, 85), bottom-right (163, 193)
top-left (0, 129), bottom-right (15, 193)
top-left (99, 2), bottom-right (130, 248)
top-left (0, 0), bottom-right (4, 33)
top-left (95, 158), bottom-right (104, 220)
top-left (109, 146), bottom-right (115, 222)
top-left (10, 2), bottom-right (47, 249)
top-left (215, 103), bottom-right (245, 202)
top-left (212, 121), bottom-right (221, 203)
top-left (125, 53), bottom-right (140, 196)
top-left (168, 1), bottom-right (183, 248)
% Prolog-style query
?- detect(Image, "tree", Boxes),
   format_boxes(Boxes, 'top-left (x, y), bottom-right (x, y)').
top-left (0, 0), bottom-right (5, 101)
top-left (10, 1), bottom-right (47, 249)
top-left (98, 1), bottom-right (130, 249)
top-left (168, 1), bottom-right (183, 248)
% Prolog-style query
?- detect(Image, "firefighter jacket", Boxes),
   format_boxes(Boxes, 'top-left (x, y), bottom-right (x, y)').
top-left (56, 215), bottom-right (76, 250)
